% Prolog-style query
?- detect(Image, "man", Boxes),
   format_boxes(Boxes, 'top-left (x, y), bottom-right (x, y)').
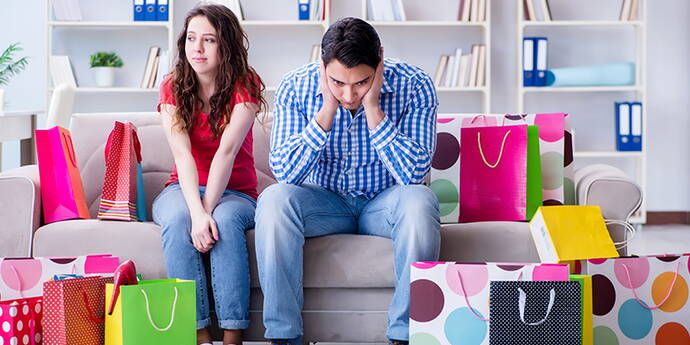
top-left (255, 17), bottom-right (440, 345)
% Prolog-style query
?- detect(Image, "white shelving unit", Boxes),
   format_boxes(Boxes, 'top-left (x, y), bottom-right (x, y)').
top-left (516, 0), bottom-right (648, 223)
top-left (45, 0), bottom-right (175, 107)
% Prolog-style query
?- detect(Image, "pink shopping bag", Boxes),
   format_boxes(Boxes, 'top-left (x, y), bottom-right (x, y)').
top-left (35, 127), bottom-right (91, 224)
top-left (459, 124), bottom-right (528, 222)
top-left (0, 297), bottom-right (43, 345)
top-left (98, 122), bottom-right (142, 221)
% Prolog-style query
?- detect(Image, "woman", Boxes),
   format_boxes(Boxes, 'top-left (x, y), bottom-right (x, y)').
top-left (152, 4), bottom-right (266, 345)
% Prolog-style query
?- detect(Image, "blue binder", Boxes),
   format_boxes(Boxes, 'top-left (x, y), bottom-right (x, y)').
top-left (133, 0), bottom-right (145, 21)
top-left (615, 102), bottom-right (642, 151)
top-left (629, 102), bottom-right (643, 151)
top-left (534, 37), bottom-right (548, 86)
top-left (523, 38), bottom-right (536, 87)
top-left (145, 0), bottom-right (156, 21)
top-left (156, 0), bottom-right (169, 21)
top-left (298, 0), bottom-right (310, 20)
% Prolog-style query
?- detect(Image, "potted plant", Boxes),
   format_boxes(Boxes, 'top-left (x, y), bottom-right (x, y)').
top-left (0, 42), bottom-right (29, 112)
top-left (90, 51), bottom-right (124, 87)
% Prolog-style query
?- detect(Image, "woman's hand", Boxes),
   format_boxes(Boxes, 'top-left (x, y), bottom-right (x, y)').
top-left (190, 211), bottom-right (219, 253)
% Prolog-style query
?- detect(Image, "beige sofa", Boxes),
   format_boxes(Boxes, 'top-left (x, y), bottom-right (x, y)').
top-left (0, 112), bottom-right (642, 343)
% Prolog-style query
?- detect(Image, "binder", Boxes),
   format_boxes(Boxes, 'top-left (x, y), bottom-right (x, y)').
top-left (523, 38), bottom-right (535, 86)
top-left (298, 0), bottom-right (310, 20)
top-left (145, 0), bottom-right (156, 21)
top-left (156, 0), bottom-right (169, 21)
top-left (535, 37), bottom-right (548, 86)
top-left (615, 102), bottom-right (630, 151)
top-left (630, 102), bottom-right (643, 150)
top-left (133, 0), bottom-right (145, 21)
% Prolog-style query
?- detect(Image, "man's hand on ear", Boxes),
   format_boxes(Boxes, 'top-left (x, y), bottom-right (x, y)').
top-left (364, 47), bottom-right (386, 129)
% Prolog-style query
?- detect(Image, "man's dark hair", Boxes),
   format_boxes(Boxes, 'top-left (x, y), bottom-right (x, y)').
top-left (321, 17), bottom-right (381, 69)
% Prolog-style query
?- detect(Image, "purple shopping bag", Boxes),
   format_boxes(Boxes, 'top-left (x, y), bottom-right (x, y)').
top-left (459, 124), bottom-right (528, 222)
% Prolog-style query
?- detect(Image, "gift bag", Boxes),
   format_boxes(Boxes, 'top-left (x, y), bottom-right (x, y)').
top-left (489, 281), bottom-right (582, 345)
top-left (42, 276), bottom-right (112, 345)
top-left (105, 279), bottom-right (195, 345)
top-left (585, 255), bottom-right (690, 345)
top-left (409, 262), bottom-right (570, 345)
top-left (570, 275), bottom-right (593, 345)
top-left (98, 121), bottom-right (143, 221)
top-left (35, 126), bottom-right (90, 224)
top-left (459, 124), bottom-right (528, 222)
top-left (0, 255), bottom-right (119, 300)
top-left (529, 206), bottom-right (619, 263)
top-left (0, 297), bottom-right (43, 345)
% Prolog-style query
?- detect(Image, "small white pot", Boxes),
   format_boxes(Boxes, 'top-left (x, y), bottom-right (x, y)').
top-left (0, 88), bottom-right (4, 112)
top-left (93, 67), bottom-right (116, 87)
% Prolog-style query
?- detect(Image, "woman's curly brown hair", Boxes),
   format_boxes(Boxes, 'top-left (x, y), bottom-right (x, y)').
top-left (170, 4), bottom-right (266, 139)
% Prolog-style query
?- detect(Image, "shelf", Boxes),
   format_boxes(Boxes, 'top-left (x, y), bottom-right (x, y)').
top-left (437, 86), bottom-right (487, 92)
top-left (49, 87), bottom-right (159, 93)
top-left (369, 21), bottom-right (487, 27)
top-left (48, 21), bottom-right (171, 28)
top-left (521, 86), bottom-right (641, 93)
top-left (520, 20), bottom-right (643, 27)
top-left (574, 151), bottom-right (643, 158)
top-left (240, 20), bottom-right (327, 27)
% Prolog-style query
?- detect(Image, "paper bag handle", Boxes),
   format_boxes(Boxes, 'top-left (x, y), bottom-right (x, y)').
top-left (605, 220), bottom-right (637, 250)
top-left (477, 130), bottom-right (512, 168)
top-left (81, 289), bottom-right (105, 323)
top-left (501, 114), bottom-right (528, 126)
top-left (622, 261), bottom-right (681, 310)
top-left (9, 263), bottom-right (25, 299)
top-left (141, 286), bottom-right (178, 331)
top-left (62, 132), bottom-right (78, 168)
top-left (455, 269), bottom-right (525, 322)
top-left (104, 122), bottom-right (142, 163)
top-left (518, 287), bottom-right (555, 326)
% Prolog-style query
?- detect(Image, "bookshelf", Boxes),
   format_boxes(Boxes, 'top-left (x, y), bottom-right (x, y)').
top-left (516, 0), bottom-right (648, 223)
top-left (45, 0), bottom-right (175, 111)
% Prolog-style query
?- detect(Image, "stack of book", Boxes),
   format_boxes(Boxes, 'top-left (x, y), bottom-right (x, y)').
top-left (522, 37), bottom-right (548, 87)
top-left (299, 0), bottom-right (326, 21)
top-left (457, 0), bottom-right (487, 22)
top-left (367, 0), bottom-right (406, 21)
top-left (51, 0), bottom-right (82, 21)
top-left (133, 0), bottom-right (170, 21)
top-left (619, 0), bottom-right (639, 21)
top-left (140, 47), bottom-right (169, 89)
top-left (433, 45), bottom-right (486, 88)
top-left (523, 0), bottom-right (552, 21)
top-left (49, 56), bottom-right (78, 87)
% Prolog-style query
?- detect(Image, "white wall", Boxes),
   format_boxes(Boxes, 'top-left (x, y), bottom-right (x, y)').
top-left (1, 0), bottom-right (688, 211)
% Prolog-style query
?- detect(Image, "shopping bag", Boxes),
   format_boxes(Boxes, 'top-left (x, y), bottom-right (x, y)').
top-left (570, 275), bottom-right (593, 345)
top-left (35, 126), bottom-right (90, 223)
top-left (409, 262), bottom-right (570, 345)
top-left (42, 276), bottom-right (112, 345)
top-left (105, 279), bottom-right (195, 345)
top-left (529, 206), bottom-right (619, 263)
top-left (489, 280), bottom-right (582, 345)
top-left (459, 124), bottom-right (528, 222)
top-left (98, 121), bottom-right (143, 221)
top-left (0, 255), bottom-right (119, 300)
top-left (0, 297), bottom-right (43, 345)
top-left (585, 254), bottom-right (690, 345)
top-left (526, 125), bottom-right (543, 220)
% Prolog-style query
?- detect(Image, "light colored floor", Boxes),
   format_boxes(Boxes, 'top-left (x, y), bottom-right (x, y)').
top-left (216, 225), bottom-right (690, 345)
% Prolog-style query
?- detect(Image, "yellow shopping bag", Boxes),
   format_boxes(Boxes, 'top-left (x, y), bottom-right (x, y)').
top-left (529, 206), bottom-right (619, 263)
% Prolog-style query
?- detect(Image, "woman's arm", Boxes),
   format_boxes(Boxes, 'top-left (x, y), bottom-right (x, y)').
top-left (202, 102), bottom-right (259, 215)
top-left (159, 104), bottom-right (218, 252)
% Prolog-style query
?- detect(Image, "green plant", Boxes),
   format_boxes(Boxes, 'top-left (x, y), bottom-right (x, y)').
top-left (89, 51), bottom-right (124, 68)
top-left (0, 42), bottom-right (29, 87)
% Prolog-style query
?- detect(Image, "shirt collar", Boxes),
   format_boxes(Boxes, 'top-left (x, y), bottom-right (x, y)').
top-left (316, 63), bottom-right (395, 97)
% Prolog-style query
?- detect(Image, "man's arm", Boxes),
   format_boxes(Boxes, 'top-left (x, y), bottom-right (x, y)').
top-left (368, 73), bottom-right (438, 185)
top-left (269, 74), bottom-right (333, 184)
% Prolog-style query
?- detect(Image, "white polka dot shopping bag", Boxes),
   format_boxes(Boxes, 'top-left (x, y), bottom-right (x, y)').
top-left (0, 297), bottom-right (43, 345)
top-left (409, 262), bottom-right (570, 345)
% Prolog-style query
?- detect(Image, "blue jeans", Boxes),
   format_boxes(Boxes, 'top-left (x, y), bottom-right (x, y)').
top-left (254, 183), bottom-right (441, 342)
top-left (152, 182), bottom-right (256, 330)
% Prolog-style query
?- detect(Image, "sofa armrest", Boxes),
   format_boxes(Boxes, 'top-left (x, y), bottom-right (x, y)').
top-left (575, 164), bottom-right (642, 256)
top-left (0, 165), bottom-right (41, 257)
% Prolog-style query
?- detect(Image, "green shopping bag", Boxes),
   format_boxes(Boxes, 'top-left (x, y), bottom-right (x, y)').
top-left (527, 125), bottom-right (543, 220)
top-left (105, 279), bottom-right (195, 345)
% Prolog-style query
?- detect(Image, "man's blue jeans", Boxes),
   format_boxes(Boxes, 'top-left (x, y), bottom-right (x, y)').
top-left (254, 183), bottom-right (441, 342)
top-left (152, 182), bottom-right (256, 330)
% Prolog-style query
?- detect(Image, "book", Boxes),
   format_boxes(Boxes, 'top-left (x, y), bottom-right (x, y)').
top-left (619, 0), bottom-right (631, 21)
top-left (450, 48), bottom-right (463, 87)
top-left (539, 0), bottom-right (551, 21)
top-left (50, 56), bottom-right (78, 88)
top-left (392, 0), bottom-right (407, 21)
top-left (476, 45), bottom-right (486, 87)
top-left (310, 44), bottom-right (321, 63)
top-left (205, 0), bottom-right (244, 20)
top-left (444, 55), bottom-right (455, 87)
top-left (156, 50), bottom-right (169, 88)
top-left (148, 55), bottom-right (161, 88)
top-left (460, 0), bottom-right (472, 22)
top-left (433, 55), bottom-right (449, 87)
top-left (140, 46), bottom-right (160, 88)
top-left (458, 54), bottom-right (471, 87)
top-left (524, 0), bottom-right (536, 21)
top-left (477, 0), bottom-right (486, 22)
top-left (52, 0), bottom-right (69, 21)
top-left (470, 0), bottom-right (479, 22)
top-left (628, 0), bottom-right (639, 20)
top-left (469, 44), bottom-right (480, 87)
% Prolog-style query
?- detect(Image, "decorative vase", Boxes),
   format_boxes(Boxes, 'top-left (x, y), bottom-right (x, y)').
top-left (93, 67), bottom-right (116, 87)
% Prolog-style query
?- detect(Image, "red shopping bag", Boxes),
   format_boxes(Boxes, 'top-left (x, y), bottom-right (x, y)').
top-left (42, 276), bottom-right (112, 345)
top-left (35, 126), bottom-right (90, 224)
top-left (0, 297), bottom-right (43, 345)
top-left (98, 122), bottom-right (142, 221)
top-left (459, 124), bottom-right (528, 222)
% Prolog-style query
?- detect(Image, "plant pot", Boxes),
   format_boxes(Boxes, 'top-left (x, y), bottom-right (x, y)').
top-left (0, 88), bottom-right (4, 112)
top-left (93, 67), bottom-right (117, 87)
